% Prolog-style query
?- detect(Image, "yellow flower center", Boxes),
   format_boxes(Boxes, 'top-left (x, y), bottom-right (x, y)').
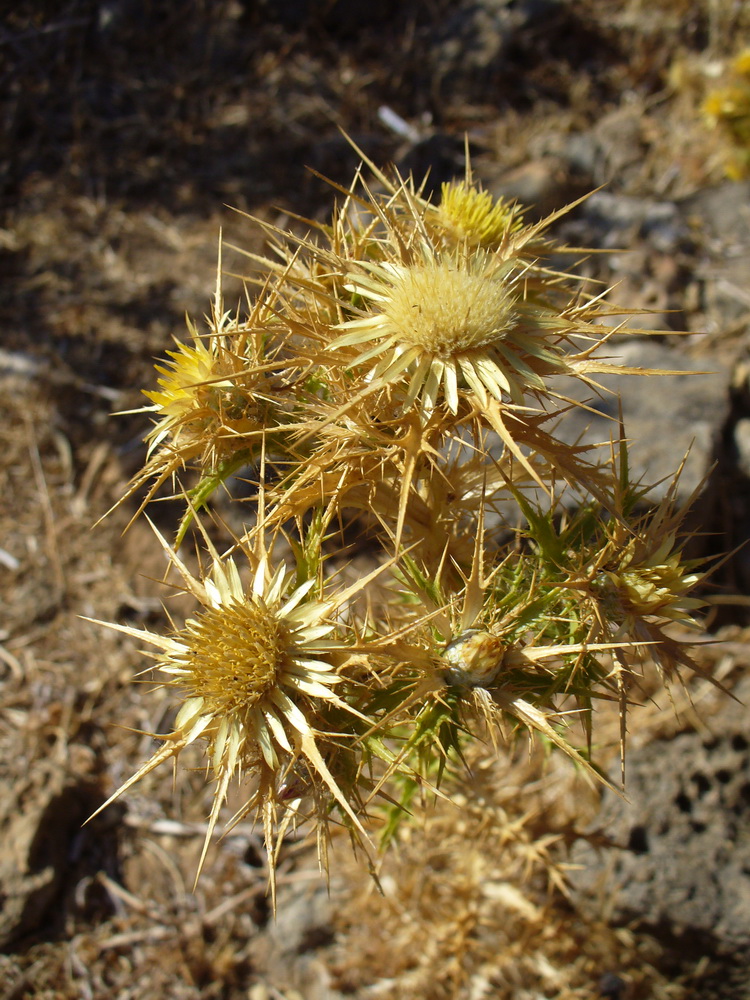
top-left (182, 601), bottom-right (293, 713)
top-left (438, 181), bottom-right (520, 246)
top-left (383, 262), bottom-right (515, 357)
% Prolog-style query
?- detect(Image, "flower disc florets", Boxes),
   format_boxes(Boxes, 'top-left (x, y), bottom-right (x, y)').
top-left (381, 259), bottom-right (516, 356)
top-left (179, 600), bottom-right (293, 717)
top-left (436, 181), bottom-right (523, 248)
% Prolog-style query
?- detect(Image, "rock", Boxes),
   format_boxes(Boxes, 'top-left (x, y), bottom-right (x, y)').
top-left (523, 103), bottom-right (653, 195)
top-left (551, 339), bottom-right (728, 502)
top-left (568, 683), bottom-right (750, 953)
top-left (681, 181), bottom-right (750, 327)
top-left (682, 181), bottom-right (750, 246)
top-left (485, 157), bottom-right (591, 221)
top-left (569, 106), bottom-right (648, 189)
top-left (558, 190), bottom-right (690, 253)
top-left (549, 191), bottom-right (698, 331)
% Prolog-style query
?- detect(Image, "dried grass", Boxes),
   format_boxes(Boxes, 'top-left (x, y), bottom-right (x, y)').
top-left (1, 2), bottom-right (747, 997)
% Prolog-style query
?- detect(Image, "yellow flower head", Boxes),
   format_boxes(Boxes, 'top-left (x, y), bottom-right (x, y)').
top-left (120, 299), bottom-right (304, 538)
top-left (436, 181), bottom-right (523, 249)
top-left (89, 526), bottom-right (375, 886)
top-left (701, 52), bottom-right (750, 179)
top-left (145, 337), bottom-right (220, 430)
top-left (143, 324), bottom-right (279, 462)
top-left (702, 85), bottom-right (750, 125)
top-left (332, 248), bottom-right (568, 416)
top-left (732, 48), bottom-right (750, 80)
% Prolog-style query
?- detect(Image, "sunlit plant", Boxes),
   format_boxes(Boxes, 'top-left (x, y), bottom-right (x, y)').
top-left (97, 141), bottom-right (712, 896)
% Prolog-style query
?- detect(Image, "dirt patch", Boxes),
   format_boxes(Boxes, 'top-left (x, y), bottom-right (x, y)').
top-left (3, 2), bottom-right (750, 997)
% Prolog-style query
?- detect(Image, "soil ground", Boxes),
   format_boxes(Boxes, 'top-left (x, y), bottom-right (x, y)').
top-left (3, 3), bottom-right (750, 998)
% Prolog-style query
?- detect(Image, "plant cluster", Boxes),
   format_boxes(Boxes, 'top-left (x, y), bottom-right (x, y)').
top-left (94, 143), bottom-right (710, 898)
top-left (702, 48), bottom-right (750, 179)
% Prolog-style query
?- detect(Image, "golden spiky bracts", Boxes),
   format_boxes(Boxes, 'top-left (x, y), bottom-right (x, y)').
top-left (96, 142), bottom-right (712, 890)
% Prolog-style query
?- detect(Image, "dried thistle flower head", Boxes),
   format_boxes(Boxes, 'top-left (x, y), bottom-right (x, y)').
top-left (142, 249), bottom-right (293, 472)
top-left (143, 324), bottom-right (275, 461)
top-left (114, 281), bottom-right (306, 541)
top-left (332, 247), bottom-right (572, 416)
top-left (88, 522), bottom-right (386, 890)
top-left (510, 467), bottom-right (711, 695)
top-left (435, 180), bottom-right (523, 249)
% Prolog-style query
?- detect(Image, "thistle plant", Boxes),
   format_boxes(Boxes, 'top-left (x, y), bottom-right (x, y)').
top-left (97, 142), bottom-right (712, 895)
